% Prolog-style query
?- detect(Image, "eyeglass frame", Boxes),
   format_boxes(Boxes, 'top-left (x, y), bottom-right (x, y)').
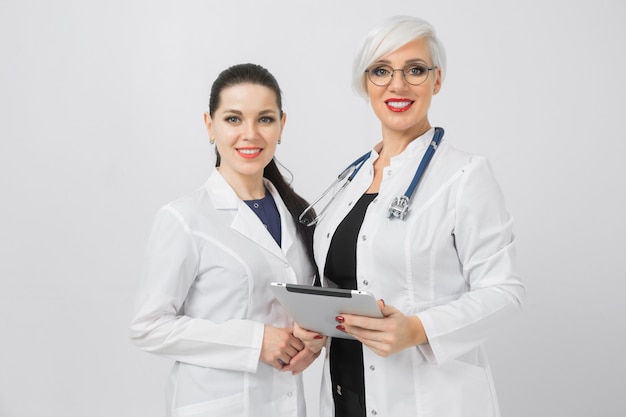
top-left (364, 64), bottom-right (438, 87)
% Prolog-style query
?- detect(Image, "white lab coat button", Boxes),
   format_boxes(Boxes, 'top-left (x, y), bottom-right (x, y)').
top-left (327, 233), bottom-right (330, 238)
top-left (284, 262), bottom-right (290, 268)
top-left (371, 410), bottom-right (378, 415)
top-left (287, 392), bottom-right (293, 397)
top-left (369, 365), bottom-right (375, 371)
top-left (362, 235), bottom-right (367, 241)
top-left (362, 280), bottom-right (369, 286)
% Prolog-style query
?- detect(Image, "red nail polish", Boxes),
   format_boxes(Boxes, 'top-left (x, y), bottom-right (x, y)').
top-left (335, 316), bottom-right (344, 323)
top-left (314, 335), bottom-right (324, 339)
top-left (336, 324), bottom-right (346, 332)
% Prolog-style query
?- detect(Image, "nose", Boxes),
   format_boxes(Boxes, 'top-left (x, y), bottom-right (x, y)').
top-left (388, 69), bottom-right (409, 90)
top-left (242, 120), bottom-right (260, 140)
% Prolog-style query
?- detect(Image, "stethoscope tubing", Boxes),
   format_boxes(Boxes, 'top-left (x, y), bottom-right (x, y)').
top-left (298, 152), bottom-right (370, 226)
top-left (298, 127), bottom-right (444, 225)
top-left (402, 127), bottom-right (444, 200)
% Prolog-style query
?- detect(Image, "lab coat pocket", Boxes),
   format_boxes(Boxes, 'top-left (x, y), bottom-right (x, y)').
top-left (173, 392), bottom-right (244, 417)
top-left (419, 360), bottom-right (497, 417)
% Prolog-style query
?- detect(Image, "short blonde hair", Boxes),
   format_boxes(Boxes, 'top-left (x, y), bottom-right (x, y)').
top-left (352, 16), bottom-right (447, 99)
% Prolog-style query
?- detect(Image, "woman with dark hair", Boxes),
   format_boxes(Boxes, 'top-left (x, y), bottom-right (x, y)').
top-left (130, 63), bottom-right (319, 417)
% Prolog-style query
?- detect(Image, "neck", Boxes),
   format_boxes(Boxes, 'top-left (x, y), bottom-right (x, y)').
top-left (217, 168), bottom-right (266, 200)
top-left (379, 122), bottom-right (432, 159)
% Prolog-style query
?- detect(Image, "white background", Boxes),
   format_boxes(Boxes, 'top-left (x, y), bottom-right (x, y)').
top-left (1, 1), bottom-right (625, 416)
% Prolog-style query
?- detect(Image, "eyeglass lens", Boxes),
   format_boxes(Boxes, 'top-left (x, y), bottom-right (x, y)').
top-left (367, 65), bottom-right (432, 86)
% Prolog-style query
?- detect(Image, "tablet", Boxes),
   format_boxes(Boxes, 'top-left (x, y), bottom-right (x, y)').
top-left (270, 282), bottom-right (383, 340)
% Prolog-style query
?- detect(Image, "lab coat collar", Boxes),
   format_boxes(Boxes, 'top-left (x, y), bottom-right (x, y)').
top-left (204, 170), bottom-right (294, 259)
top-left (205, 170), bottom-right (239, 210)
top-left (394, 127), bottom-right (435, 162)
top-left (370, 127), bottom-right (436, 164)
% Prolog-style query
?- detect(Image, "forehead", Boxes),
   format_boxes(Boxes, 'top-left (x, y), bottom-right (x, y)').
top-left (377, 38), bottom-right (432, 64)
top-left (217, 83), bottom-right (279, 111)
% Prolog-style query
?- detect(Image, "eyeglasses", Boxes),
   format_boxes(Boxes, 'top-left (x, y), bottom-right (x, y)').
top-left (365, 64), bottom-right (437, 86)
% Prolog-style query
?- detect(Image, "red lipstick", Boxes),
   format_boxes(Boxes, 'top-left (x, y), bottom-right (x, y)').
top-left (385, 98), bottom-right (414, 112)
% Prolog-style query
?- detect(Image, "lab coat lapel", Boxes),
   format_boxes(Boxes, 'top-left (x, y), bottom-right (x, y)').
top-left (231, 204), bottom-right (285, 260)
top-left (206, 171), bottom-right (289, 261)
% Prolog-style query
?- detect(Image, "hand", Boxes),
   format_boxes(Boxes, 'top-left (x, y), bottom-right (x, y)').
top-left (283, 347), bottom-right (321, 375)
top-left (336, 300), bottom-right (428, 357)
top-left (260, 325), bottom-right (305, 370)
top-left (292, 322), bottom-right (327, 354)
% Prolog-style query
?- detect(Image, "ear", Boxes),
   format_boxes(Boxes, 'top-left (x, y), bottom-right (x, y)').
top-left (433, 67), bottom-right (442, 95)
top-left (203, 112), bottom-right (214, 141)
top-left (278, 112), bottom-right (287, 141)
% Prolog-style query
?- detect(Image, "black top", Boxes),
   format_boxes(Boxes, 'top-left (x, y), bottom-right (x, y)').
top-left (324, 193), bottom-right (377, 397)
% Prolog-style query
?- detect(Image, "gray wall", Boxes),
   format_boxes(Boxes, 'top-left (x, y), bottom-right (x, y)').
top-left (1, 0), bottom-right (624, 416)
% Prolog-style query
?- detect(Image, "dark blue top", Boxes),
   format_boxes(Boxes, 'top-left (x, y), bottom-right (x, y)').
top-left (244, 190), bottom-right (282, 247)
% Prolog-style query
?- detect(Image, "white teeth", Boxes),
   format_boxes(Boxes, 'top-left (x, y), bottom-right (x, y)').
top-left (239, 149), bottom-right (260, 155)
top-left (387, 101), bottom-right (411, 108)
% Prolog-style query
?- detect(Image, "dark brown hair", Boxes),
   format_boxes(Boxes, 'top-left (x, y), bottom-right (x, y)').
top-left (209, 63), bottom-right (317, 275)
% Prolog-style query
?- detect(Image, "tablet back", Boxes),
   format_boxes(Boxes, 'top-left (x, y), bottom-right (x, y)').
top-left (270, 282), bottom-right (383, 339)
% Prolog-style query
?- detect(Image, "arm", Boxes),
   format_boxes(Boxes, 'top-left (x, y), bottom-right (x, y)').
top-left (416, 156), bottom-right (525, 364)
top-left (129, 206), bottom-right (303, 372)
top-left (339, 157), bottom-right (524, 361)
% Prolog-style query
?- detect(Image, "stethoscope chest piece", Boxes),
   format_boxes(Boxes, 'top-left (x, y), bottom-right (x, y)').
top-left (386, 127), bottom-right (445, 221)
top-left (388, 195), bottom-right (410, 219)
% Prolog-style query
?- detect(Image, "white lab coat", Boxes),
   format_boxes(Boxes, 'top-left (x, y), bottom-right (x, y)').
top-left (130, 170), bottom-right (316, 417)
top-left (314, 128), bottom-right (525, 417)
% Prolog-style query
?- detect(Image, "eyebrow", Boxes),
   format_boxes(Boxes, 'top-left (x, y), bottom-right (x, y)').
top-left (375, 58), bottom-right (429, 66)
top-left (220, 109), bottom-right (278, 116)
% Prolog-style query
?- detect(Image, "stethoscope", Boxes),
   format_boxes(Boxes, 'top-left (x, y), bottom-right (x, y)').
top-left (299, 127), bottom-right (444, 226)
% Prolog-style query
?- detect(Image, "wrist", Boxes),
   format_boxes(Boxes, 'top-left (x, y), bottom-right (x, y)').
top-left (409, 316), bottom-right (428, 346)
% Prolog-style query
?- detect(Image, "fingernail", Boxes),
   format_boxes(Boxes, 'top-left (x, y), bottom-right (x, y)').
top-left (314, 335), bottom-right (324, 339)
top-left (336, 325), bottom-right (346, 332)
top-left (380, 299), bottom-right (385, 307)
top-left (335, 316), bottom-right (344, 323)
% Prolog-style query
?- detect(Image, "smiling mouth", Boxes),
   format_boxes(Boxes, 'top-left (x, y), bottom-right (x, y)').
top-left (385, 99), bottom-right (414, 112)
top-left (237, 148), bottom-right (262, 159)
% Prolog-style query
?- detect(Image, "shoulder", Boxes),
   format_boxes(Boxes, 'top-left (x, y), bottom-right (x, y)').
top-left (433, 141), bottom-right (490, 177)
top-left (155, 184), bottom-right (214, 227)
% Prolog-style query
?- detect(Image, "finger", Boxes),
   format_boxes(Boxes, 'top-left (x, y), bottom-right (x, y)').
top-left (341, 314), bottom-right (384, 332)
top-left (271, 358), bottom-right (286, 370)
top-left (343, 324), bottom-right (383, 343)
top-left (294, 325), bottom-right (323, 342)
top-left (289, 336), bottom-right (305, 351)
top-left (278, 351), bottom-right (294, 365)
top-left (379, 302), bottom-right (399, 317)
top-left (284, 344), bottom-right (302, 360)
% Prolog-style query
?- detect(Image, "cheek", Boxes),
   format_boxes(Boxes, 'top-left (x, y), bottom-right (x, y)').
top-left (214, 125), bottom-right (237, 142)
top-left (366, 84), bottom-right (379, 101)
top-left (262, 126), bottom-right (283, 141)
top-left (370, 99), bottom-right (388, 119)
